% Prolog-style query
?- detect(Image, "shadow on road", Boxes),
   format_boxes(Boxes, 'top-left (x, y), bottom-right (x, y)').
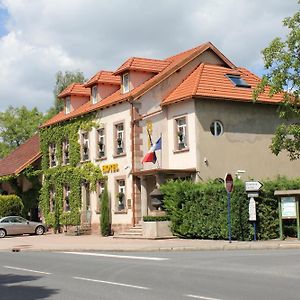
top-left (0, 274), bottom-right (59, 300)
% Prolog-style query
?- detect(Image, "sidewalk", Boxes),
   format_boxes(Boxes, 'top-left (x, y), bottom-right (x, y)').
top-left (1, 233), bottom-right (300, 252)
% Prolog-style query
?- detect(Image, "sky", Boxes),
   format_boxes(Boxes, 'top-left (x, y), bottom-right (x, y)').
top-left (0, 0), bottom-right (298, 113)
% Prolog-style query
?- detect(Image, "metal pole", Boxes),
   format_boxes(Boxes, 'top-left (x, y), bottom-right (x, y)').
top-left (253, 222), bottom-right (257, 241)
top-left (227, 191), bottom-right (232, 243)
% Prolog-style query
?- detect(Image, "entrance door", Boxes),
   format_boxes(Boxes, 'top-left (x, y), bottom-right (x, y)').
top-left (81, 181), bottom-right (91, 224)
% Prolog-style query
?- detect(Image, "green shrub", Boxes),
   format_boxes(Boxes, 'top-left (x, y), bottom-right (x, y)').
top-left (143, 215), bottom-right (170, 222)
top-left (0, 195), bottom-right (24, 217)
top-left (160, 177), bottom-right (300, 241)
top-left (100, 183), bottom-right (110, 236)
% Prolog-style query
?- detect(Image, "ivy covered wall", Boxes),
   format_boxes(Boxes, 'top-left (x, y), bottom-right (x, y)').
top-left (39, 115), bottom-right (105, 228)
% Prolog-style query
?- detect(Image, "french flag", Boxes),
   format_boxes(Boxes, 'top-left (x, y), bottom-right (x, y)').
top-left (142, 137), bottom-right (161, 164)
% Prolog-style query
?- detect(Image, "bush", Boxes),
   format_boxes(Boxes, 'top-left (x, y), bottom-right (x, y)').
top-left (160, 177), bottom-right (300, 241)
top-left (0, 195), bottom-right (24, 217)
top-left (100, 183), bottom-right (110, 236)
top-left (143, 215), bottom-right (170, 222)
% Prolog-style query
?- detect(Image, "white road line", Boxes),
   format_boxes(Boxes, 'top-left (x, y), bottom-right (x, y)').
top-left (73, 276), bottom-right (150, 290)
top-left (63, 251), bottom-right (169, 261)
top-left (185, 294), bottom-right (224, 300)
top-left (3, 266), bottom-right (52, 275)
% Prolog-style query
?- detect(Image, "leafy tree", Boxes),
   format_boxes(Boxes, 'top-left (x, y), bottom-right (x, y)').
top-left (46, 70), bottom-right (86, 118)
top-left (0, 106), bottom-right (44, 158)
top-left (100, 183), bottom-right (110, 236)
top-left (254, 2), bottom-right (300, 160)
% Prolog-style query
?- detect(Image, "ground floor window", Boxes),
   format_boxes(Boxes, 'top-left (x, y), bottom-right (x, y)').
top-left (116, 179), bottom-right (126, 211)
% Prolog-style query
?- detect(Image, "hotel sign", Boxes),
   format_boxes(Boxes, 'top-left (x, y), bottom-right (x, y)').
top-left (102, 163), bottom-right (119, 174)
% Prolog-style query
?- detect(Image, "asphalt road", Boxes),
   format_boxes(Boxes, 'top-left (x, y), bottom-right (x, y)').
top-left (0, 249), bottom-right (299, 300)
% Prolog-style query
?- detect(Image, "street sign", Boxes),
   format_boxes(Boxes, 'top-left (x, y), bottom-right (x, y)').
top-left (245, 181), bottom-right (263, 192)
top-left (249, 197), bottom-right (257, 221)
top-left (225, 173), bottom-right (234, 193)
top-left (247, 192), bottom-right (259, 198)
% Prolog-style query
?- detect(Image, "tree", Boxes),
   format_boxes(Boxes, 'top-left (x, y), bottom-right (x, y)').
top-left (254, 2), bottom-right (300, 160)
top-left (46, 70), bottom-right (86, 118)
top-left (0, 106), bottom-right (44, 158)
top-left (100, 183), bottom-right (110, 236)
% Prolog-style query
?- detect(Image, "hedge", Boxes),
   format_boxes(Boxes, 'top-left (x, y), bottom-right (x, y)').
top-left (0, 195), bottom-right (24, 217)
top-left (160, 177), bottom-right (300, 241)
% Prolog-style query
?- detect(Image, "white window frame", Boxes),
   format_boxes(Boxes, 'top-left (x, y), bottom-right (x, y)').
top-left (210, 120), bottom-right (224, 137)
top-left (64, 185), bottom-right (71, 212)
top-left (176, 116), bottom-right (188, 150)
top-left (65, 97), bottom-right (71, 114)
top-left (91, 85), bottom-right (98, 104)
top-left (81, 132), bottom-right (90, 161)
top-left (122, 73), bottom-right (129, 93)
top-left (116, 179), bottom-right (126, 211)
top-left (49, 187), bottom-right (55, 213)
top-left (97, 128), bottom-right (106, 158)
top-left (49, 143), bottom-right (57, 167)
top-left (62, 139), bottom-right (70, 165)
top-left (115, 123), bottom-right (125, 155)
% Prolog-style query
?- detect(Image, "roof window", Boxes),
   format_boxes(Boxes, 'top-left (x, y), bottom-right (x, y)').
top-left (226, 74), bottom-right (251, 88)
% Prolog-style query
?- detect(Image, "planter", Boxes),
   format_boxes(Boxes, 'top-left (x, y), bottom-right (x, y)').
top-left (142, 221), bottom-right (173, 239)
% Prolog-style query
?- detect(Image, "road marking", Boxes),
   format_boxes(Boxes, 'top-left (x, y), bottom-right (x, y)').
top-left (73, 276), bottom-right (150, 290)
top-left (185, 294), bottom-right (224, 300)
top-left (63, 251), bottom-right (169, 261)
top-left (3, 266), bottom-right (51, 275)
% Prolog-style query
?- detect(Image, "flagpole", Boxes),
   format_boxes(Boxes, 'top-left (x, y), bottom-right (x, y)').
top-left (160, 133), bottom-right (162, 169)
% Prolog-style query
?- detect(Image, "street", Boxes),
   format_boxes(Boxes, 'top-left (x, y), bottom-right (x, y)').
top-left (0, 249), bottom-right (300, 300)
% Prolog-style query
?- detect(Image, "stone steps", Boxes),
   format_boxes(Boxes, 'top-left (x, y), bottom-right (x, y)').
top-left (114, 224), bottom-right (145, 239)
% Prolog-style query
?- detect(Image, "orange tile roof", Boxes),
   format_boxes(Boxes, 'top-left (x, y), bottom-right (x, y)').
top-left (42, 42), bottom-right (277, 128)
top-left (85, 71), bottom-right (120, 87)
top-left (163, 64), bottom-right (283, 105)
top-left (58, 83), bottom-right (91, 98)
top-left (0, 134), bottom-right (41, 176)
top-left (114, 57), bottom-right (171, 75)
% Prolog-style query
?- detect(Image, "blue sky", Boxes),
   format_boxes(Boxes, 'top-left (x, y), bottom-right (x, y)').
top-left (0, 0), bottom-right (298, 113)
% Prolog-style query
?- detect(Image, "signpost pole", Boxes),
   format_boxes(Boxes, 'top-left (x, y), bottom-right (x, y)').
top-left (253, 222), bottom-right (257, 241)
top-left (227, 191), bottom-right (232, 243)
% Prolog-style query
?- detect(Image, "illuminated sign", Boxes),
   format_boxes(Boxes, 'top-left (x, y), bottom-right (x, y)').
top-left (102, 163), bottom-right (119, 174)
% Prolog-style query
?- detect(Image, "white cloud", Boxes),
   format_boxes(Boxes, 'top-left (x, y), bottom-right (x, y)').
top-left (0, 0), bottom-right (298, 112)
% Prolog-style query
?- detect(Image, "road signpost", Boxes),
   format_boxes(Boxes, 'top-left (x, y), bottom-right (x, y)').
top-left (225, 173), bottom-right (234, 243)
top-left (245, 181), bottom-right (263, 241)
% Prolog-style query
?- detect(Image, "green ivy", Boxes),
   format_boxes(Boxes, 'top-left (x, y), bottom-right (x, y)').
top-left (39, 114), bottom-right (105, 228)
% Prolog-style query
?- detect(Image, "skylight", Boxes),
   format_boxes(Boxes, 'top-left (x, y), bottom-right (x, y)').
top-left (226, 74), bottom-right (251, 88)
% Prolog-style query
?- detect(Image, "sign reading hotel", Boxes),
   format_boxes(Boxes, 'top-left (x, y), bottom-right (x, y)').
top-left (281, 196), bottom-right (297, 219)
top-left (102, 163), bottom-right (119, 174)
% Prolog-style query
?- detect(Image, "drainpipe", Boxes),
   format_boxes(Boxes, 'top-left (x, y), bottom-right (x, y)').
top-left (130, 101), bottom-right (136, 227)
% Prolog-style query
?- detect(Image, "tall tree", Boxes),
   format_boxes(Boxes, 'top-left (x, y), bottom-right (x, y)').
top-left (0, 106), bottom-right (44, 158)
top-left (254, 2), bottom-right (300, 160)
top-left (46, 70), bottom-right (86, 118)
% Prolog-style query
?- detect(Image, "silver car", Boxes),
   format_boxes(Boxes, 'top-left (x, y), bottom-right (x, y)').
top-left (0, 216), bottom-right (46, 238)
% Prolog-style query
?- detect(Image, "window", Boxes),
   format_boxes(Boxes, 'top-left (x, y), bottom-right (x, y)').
top-left (175, 117), bottom-right (188, 150)
top-left (122, 73), bottom-right (129, 93)
top-left (226, 74), bottom-right (251, 88)
top-left (65, 97), bottom-right (71, 114)
top-left (49, 143), bottom-right (57, 167)
top-left (210, 120), bottom-right (223, 136)
top-left (96, 181), bottom-right (105, 213)
top-left (49, 187), bottom-right (55, 213)
top-left (97, 128), bottom-right (106, 158)
top-left (91, 85), bottom-right (98, 104)
top-left (115, 123), bottom-right (125, 155)
top-left (62, 139), bottom-right (70, 165)
top-left (116, 179), bottom-right (126, 211)
top-left (81, 132), bottom-right (90, 161)
top-left (64, 185), bottom-right (71, 212)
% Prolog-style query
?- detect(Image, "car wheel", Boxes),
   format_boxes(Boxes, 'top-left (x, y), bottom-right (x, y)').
top-left (0, 228), bottom-right (6, 238)
top-left (35, 226), bottom-right (45, 235)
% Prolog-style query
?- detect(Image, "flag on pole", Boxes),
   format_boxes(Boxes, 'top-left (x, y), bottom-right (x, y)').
top-left (142, 137), bottom-right (162, 164)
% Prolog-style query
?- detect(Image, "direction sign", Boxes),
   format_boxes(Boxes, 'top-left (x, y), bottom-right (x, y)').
top-left (225, 173), bottom-right (234, 193)
top-left (245, 181), bottom-right (263, 192)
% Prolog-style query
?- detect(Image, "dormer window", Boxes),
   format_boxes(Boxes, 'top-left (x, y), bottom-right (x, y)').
top-left (65, 97), bottom-right (71, 114)
top-left (122, 73), bottom-right (129, 93)
top-left (226, 74), bottom-right (251, 88)
top-left (91, 85), bottom-right (98, 104)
